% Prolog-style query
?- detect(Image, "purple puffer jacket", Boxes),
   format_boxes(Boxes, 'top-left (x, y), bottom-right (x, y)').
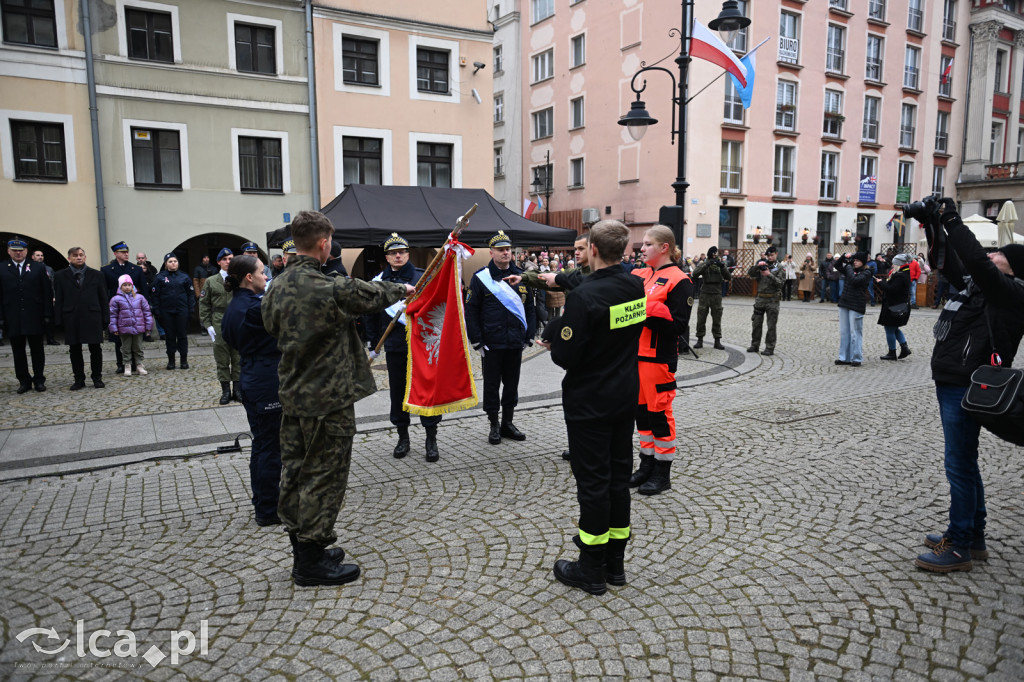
top-left (109, 291), bottom-right (153, 335)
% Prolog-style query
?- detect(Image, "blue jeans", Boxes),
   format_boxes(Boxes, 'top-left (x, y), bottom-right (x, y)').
top-left (826, 279), bottom-right (839, 302)
top-left (883, 326), bottom-right (906, 350)
top-left (837, 278), bottom-right (845, 298)
top-left (837, 307), bottom-right (864, 363)
top-left (910, 281), bottom-right (918, 305)
top-left (934, 383), bottom-right (985, 547)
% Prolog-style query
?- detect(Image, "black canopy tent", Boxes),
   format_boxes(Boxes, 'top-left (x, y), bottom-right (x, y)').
top-left (266, 185), bottom-right (578, 249)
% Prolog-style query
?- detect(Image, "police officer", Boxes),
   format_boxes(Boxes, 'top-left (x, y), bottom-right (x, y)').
top-left (241, 241), bottom-right (273, 282)
top-left (542, 221), bottom-right (646, 595)
top-left (199, 247), bottom-right (241, 404)
top-left (691, 245), bottom-right (730, 350)
top-left (747, 245), bottom-right (786, 355)
top-left (1, 237), bottom-right (53, 392)
top-left (281, 239), bottom-right (296, 266)
top-left (322, 240), bottom-right (349, 278)
top-left (365, 233), bottom-right (442, 462)
top-left (100, 240), bottom-right (147, 374)
top-left (465, 230), bottom-right (536, 445)
top-left (151, 252), bottom-right (194, 369)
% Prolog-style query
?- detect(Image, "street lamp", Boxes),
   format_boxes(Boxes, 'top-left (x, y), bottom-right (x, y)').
top-left (531, 149), bottom-right (552, 226)
top-left (618, 1), bottom-right (750, 247)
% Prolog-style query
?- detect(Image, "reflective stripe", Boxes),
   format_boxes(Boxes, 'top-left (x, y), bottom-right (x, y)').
top-left (609, 526), bottom-right (630, 540)
top-left (579, 529), bottom-right (609, 545)
top-left (639, 447), bottom-right (655, 455)
top-left (653, 438), bottom-right (674, 447)
top-left (609, 297), bottom-right (647, 329)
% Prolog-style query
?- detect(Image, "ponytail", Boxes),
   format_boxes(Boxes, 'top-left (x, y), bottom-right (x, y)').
top-left (226, 254), bottom-right (259, 292)
top-left (646, 224), bottom-right (682, 262)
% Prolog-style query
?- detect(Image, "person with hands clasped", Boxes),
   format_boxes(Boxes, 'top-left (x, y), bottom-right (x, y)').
top-left (199, 247), bottom-right (241, 404)
top-left (150, 253), bottom-right (194, 370)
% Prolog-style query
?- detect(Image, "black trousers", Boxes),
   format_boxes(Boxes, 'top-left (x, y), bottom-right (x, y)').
top-left (386, 350), bottom-right (441, 428)
top-left (11, 334), bottom-right (45, 385)
top-left (482, 347), bottom-right (522, 415)
top-left (567, 415), bottom-right (633, 540)
top-left (69, 343), bottom-right (103, 381)
top-left (244, 406), bottom-right (282, 519)
top-left (162, 312), bottom-right (189, 358)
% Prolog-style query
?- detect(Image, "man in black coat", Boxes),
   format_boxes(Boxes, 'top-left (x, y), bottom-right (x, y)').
top-left (0, 237), bottom-right (53, 393)
top-left (101, 241), bottom-right (147, 373)
top-left (54, 246), bottom-right (108, 390)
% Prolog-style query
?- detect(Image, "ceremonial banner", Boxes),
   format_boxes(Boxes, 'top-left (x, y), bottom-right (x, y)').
top-left (404, 239), bottom-right (478, 416)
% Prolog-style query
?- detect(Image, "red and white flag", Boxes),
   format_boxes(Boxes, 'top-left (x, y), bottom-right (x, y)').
top-left (523, 198), bottom-right (538, 219)
top-left (690, 19), bottom-right (748, 88)
top-left (403, 236), bottom-right (478, 416)
top-left (941, 59), bottom-right (954, 85)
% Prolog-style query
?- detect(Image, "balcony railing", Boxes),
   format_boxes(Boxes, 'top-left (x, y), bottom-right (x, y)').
top-left (985, 162), bottom-right (1023, 180)
top-left (495, 163), bottom-right (504, 177)
top-left (779, 36), bottom-right (799, 63)
top-left (869, 0), bottom-right (886, 20)
top-left (943, 19), bottom-right (956, 41)
top-left (863, 119), bottom-right (879, 143)
top-left (721, 166), bottom-right (742, 193)
top-left (935, 131), bottom-right (948, 153)
top-left (939, 78), bottom-right (952, 97)
top-left (908, 8), bottom-right (923, 32)
top-left (773, 171), bottom-right (794, 196)
top-left (866, 57), bottom-right (883, 81)
top-left (826, 49), bottom-right (845, 74)
top-left (904, 66), bottom-right (919, 89)
top-left (820, 176), bottom-right (838, 200)
top-left (900, 125), bottom-right (916, 148)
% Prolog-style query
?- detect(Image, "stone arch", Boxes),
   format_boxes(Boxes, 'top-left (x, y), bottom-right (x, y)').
top-left (166, 232), bottom-right (267, 276)
top-left (0, 231), bottom-right (68, 271)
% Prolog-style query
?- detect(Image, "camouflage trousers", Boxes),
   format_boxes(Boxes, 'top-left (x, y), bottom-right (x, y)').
top-left (278, 406), bottom-right (356, 547)
top-left (213, 334), bottom-right (240, 382)
top-left (750, 298), bottom-right (780, 352)
top-left (695, 292), bottom-right (724, 339)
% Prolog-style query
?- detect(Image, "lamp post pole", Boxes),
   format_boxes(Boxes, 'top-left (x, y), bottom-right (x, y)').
top-left (544, 149), bottom-right (552, 226)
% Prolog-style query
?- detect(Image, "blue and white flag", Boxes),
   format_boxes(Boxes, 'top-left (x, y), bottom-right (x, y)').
top-left (728, 37), bottom-right (770, 109)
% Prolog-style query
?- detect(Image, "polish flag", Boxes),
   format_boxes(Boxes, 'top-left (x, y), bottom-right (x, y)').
top-left (690, 19), bottom-right (748, 88)
top-left (523, 198), bottom-right (538, 219)
top-left (941, 59), bottom-right (954, 84)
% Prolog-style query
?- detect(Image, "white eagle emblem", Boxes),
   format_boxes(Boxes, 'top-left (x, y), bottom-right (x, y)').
top-left (417, 303), bottom-right (446, 365)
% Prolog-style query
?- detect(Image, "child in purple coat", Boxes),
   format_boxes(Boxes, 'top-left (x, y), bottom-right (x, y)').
top-left (109, 274), bottom-right (153, 376)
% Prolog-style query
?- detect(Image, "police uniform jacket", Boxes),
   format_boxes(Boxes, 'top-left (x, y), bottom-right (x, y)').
top-left (364, 261), bottom-right (422, 354)
top-left (549, 266), bottom-right (645, 422)
top-left (100, 260), bottom-right (146, 301)
top-left (53, 266), bottom-right (107, 345)
top-left (0, 258), bottom-right (54, 337)
top-left (222, 288), bottom-right (281, 414)
top-left (151, 269), bottom-right (195, 318)
top-left (465, 260), bottom-right (536, 349)
top-left (262, 254), bottom-right (407, 416)
top-left (199, 272), bottom-right (232, 330)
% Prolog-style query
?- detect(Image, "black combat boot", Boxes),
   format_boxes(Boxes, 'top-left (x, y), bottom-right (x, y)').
top-left (693, 337), bottom-right (704, 349)
top-left (393, 425), bottom-right (410, 458)
top-left (424, 425), bottom-right (439, 462)
top-left (553, 536), bottom-right (607, 595)
top-left (289, 532), bottom-right (344, 563)
top-left (292, 540), bottom-right (359, 587)
top-left (219, 381), bottom-right (231, 405)
top-left (713, 338), bottom-right (725, 350)
top-left (638, 460), bottom-right (672, 496)
top-left (166, 354), bottom-right (175, 370)
top-left (500, 407), bottom-right (526, 441)
top-left (605, 537), bottom-right (629, 587)
top-left (899, 343), bottom-right (912, 359)
top-left (488, 413), bottom-right (501, 445)
top-left (628, 455), bottom-right (654, 488)
top-left (180, 355), bottom-right (189, 370)
top-left (880, 348), bottom-right (898, 361)
top-left (232, 382), bottom-right (243, 402)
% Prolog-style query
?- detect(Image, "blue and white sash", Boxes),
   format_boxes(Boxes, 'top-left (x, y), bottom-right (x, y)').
top-left (373, 272), bottom-right (406, 324)
top-left (476, 267), bottom-right (527, 330)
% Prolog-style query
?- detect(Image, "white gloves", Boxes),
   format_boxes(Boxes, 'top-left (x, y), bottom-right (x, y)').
top-left (207, 326), bottom-right (216, 342)
top-left (368, 350), bottom-right (379, 360)
top-left (475, 344), bottom-right (486, 358)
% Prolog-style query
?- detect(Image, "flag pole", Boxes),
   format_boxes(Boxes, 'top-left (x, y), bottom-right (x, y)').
top-left (372, 203), bottom-right (477, 354)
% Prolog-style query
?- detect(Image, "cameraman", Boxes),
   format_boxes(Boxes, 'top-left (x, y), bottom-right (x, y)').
top-left (691, 245), bottom-right (730, 349)
top-left (746, 246), bottom-right (785, 355)
top-left (916, 198), bottom-right (1024, 573)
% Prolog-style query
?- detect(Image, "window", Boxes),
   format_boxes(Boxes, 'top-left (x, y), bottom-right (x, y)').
top-left (532, 48), bottom-right (553, 83)
top-left (860, 155), bottom-right (878, 188)
top-left (935, 111), bottom-right (949, 153)
top-left (779, 12), bottom-right (800, 64)
top-left (721, 140), bottom-right (742, 193)
top-left (900, 103), bottom-right (916, 148)
top-left (775, 81), bottom-right (797, 131)
top-left (866, 35), bottom-right (884, 82)
top-left (868, 0), bottom-right (886, 21)
top-left (10, 120), bottom-right (65, 181)
top-left (823, 90), bottom-right (843, 138)
top-left (570, 34), bottom-right (585, 68)
top-left (826, 25), bottom-right (845, 74)
top-left (726, 0), bottom-right (748, 52)
top-left (897, 161), bottom-right (913, 198)
top-left (908, 0), bottom-right (923, 31)
top-left (342, 137), bottom-right (381, 186)
top-left (1018, 128), bottom-right (1024, 162)
top-left (532, 107), bottom-right (553, 140)
top-left (1, 0), bottom-right (57, 47)
top-left (724, 78), bottom-right (743, 123)
top-left (531, 162), bottom-right (552, 193)
top-left (904, 45), bottom-right (920, 89)
top-left (417, 48), bottom-right (449, 93)
top-left (130, 128), bottom-right (180, 188)
top-left (1003, 0), bottom-right (1018, 11)
top-left (932, 165), bottom-right (945, 196)
top-left (531, 0), bottom-right (553, 23)
top-left (494, 93), bottom-right (504, 123)
top-left (943, 0), bottom-right (957, 41)
top-left (863, 95), bottom-right (880, 142)
top-left (829, 0), bottom-right (848, 9)
top-left (234, 23), bottom-right (275, 75)
top-left (493, 44), bottom-right (503, 73)
top-left (773, 145), bottom-right (795, 196)
top-left (570, 157), bottom-right (584, 187)
top-left (417, 142), bottom-right (452, 187)
top-left (126, 8), bottom-right (173, 62)
top-left (820, 151), bottom-right (838, 200)
top-left (494, 146), bottom-right (503, 177)
top-left (238, 136), bottom-right (282, 193)
top-left (995, 50), bottom-right (1006, 93)
top-left (938, 55), bottom-right (953, 96)
top-left (991, 122), bottom-right (1004, 163)
top-left (570, 97), bottom-right (584, 129)
top-left (342, 37), bottom-right (379, 85)
top-left (719, 207), bottom-right (740, 249)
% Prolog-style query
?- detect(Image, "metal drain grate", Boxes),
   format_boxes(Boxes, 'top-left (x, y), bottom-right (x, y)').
top-left (734, 404), bottom-right (839, 424)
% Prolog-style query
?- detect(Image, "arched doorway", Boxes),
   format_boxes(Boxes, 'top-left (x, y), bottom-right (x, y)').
top-left (0, 232), bottom-right (68, 272)
top-left (168, 232), bottom-right (267, 276)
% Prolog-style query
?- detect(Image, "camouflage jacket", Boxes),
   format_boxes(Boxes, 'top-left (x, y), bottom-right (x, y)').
top-left (262, 255), bottom-right (406, 416)
top-left (198, 272), bottom-right (232, 329)
top-left (520, 265), bottom-right (591, 293)
top-left (747, 261), bottom-right (786, 299)
top-left (691, 258), bottom-right (731, 286)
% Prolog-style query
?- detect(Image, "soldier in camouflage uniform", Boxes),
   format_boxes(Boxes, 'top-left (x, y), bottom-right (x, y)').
top-left (746, 245), bottom-right (786, 356)
top-left (262, 210), bottom-right (412, 587)
top-left (199, 247), bottom-right (241, 404)
top-left (691, 245), bottom-right (730, 350)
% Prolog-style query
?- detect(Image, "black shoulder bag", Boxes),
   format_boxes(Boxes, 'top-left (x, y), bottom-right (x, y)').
top-left (960, 306), bottom-right (1024, 445)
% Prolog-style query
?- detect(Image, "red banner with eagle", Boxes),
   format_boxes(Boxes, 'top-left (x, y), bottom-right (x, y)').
top-left (403, 239), bottom-right (478, 416)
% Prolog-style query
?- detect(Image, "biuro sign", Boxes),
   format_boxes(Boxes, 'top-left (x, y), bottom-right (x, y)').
top-left (15, 620), bottom-right (210, 668)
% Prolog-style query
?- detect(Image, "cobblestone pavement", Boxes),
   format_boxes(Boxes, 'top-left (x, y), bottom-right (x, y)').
top-left (2, 300), bottom-right (1023, 680)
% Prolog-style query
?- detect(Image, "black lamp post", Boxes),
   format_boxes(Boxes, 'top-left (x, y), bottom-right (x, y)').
top-left (618, 1), bottom-right (750, 247)
top-left (531, 149), bottom-right (552, 225)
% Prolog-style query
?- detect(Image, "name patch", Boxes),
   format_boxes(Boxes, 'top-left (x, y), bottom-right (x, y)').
top-left (609, 297), bottom-right (647, 329)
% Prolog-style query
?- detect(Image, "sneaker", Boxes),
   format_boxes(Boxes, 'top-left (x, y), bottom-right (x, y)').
top-left (915, 537), bottom-right (972, 573)
top-left (136, 364), bottom-right (148, 375)
top-left (124, 366), bottom-right (131, 377)
top-left (925, 532), bottom-right (988, 560)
